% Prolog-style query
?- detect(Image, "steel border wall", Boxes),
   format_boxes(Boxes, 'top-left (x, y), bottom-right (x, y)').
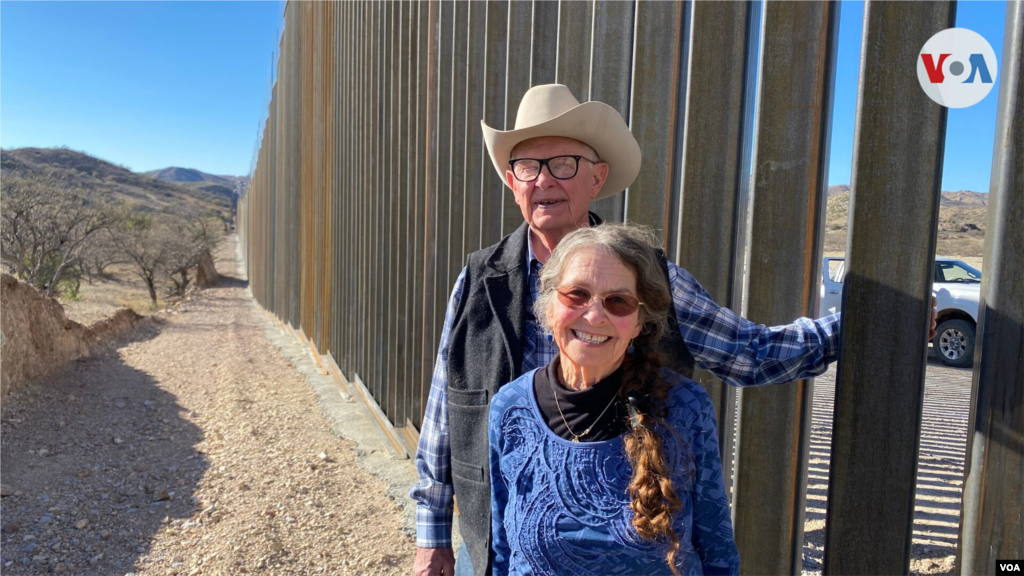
top-left (237, 1), bottom-right (1023, 573)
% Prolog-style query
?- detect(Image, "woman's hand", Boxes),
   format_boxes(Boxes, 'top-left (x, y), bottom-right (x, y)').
top-left (414, 546), bottom-right (455, 576)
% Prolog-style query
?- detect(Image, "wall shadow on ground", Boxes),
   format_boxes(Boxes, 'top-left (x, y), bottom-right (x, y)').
top-left (0, 342), bottom-right (207, 575)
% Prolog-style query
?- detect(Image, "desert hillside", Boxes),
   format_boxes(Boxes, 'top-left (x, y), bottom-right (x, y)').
top-left (824, 186), bottom-right (987, 258)
top-left (1, 148), bottom-right (233, 216)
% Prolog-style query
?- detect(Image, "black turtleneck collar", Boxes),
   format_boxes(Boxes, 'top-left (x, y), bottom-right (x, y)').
top-left (533, 356), bottom-right (630, 442)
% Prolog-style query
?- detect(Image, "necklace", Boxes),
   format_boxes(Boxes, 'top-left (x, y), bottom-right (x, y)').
top-left (552, 381), bottom-right (620, 443)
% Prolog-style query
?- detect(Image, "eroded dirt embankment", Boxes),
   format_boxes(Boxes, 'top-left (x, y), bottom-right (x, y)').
top-left (1, 274), bottom-right (143, 397)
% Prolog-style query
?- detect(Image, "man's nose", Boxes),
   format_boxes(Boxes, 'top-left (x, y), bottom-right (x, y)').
top-left (534, 165), bottom-right (558, 188)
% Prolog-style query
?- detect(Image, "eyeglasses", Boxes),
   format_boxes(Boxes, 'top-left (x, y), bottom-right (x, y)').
top-left (555, 286), bottom-right (643, 317)
top-left (508, 155), bottom-right (600, 182)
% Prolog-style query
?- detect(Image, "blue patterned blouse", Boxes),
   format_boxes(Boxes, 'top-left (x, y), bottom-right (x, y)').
top-left (488, 369), bottom-right (739, 576)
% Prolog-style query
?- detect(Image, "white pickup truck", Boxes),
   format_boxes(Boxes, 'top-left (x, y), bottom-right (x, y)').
top-left (818, 256), bottom-right (982, 368)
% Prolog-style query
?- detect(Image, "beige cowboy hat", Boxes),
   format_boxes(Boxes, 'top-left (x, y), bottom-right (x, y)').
top-left (481, 84), bottom-right (641, 200)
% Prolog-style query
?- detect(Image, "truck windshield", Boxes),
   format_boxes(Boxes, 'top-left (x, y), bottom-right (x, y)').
top-left (936, 261), bottom-right (982, 284)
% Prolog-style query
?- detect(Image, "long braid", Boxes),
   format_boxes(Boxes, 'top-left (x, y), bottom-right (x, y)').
top-left (620, 347), bottom-right (684, 576)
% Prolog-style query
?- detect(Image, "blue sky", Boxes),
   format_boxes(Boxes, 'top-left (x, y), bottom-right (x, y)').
top-left (1, 1), bottom-right (283, 177)
top-left (827, 0), bottom-right (1006, 192)
top-left (0, 1), bottom-right (1007, 190)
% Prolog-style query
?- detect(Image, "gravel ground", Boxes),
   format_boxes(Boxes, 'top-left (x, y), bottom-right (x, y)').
top-left (800, 359), bottom-right (972, 576)
top-left (1, 237), bottom-right (414, 575)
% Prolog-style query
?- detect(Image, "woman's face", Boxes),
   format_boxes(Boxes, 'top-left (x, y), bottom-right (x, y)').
top-left (547, 247), bottom-right (643, 385)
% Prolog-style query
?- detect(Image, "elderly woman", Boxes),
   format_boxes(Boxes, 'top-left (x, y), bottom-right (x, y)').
top-left (488, 224), bottom-right (739, 576)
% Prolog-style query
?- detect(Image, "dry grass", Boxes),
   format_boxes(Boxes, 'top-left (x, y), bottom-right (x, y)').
top-left (60, 264), bottom-right (170, 326)
top-left (824, 192), bottom-right (987, 263)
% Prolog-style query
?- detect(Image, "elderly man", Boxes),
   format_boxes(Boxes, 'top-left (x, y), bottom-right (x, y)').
top-left (410, 84), bottom-right (932, 576)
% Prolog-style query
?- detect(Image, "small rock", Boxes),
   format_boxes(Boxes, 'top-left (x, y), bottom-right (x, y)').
top-left (77, 469), bottom-right (92, 478)
top-left (20, 542), bottom-right (39, 554)
top-left (0, 484), bottom-right (15, 497)
top-left (3, 522), bottom-right (20, 533)
top-left (88, 553), bottom-right (103, 565)
top-left (317, 452), bottom-right (328, 461)
top-left (38, 515), bottom-right (53, 525)
top-left (113, 437), bottom-right (124, 445)
top-left (100, 530), bottom-right (111, 540)
top-left (143, 400), bottom-right (154, 409)
top-left (38, 448), bottom-right (50, 457)
top-left (32, 554), bottom-right (48, 564)
top-left (75, 519), bottom-right (89, 530)
top-left (54, 563), bottom-right (68, 573)
top-left (116, 401), bottom-right (126, 408)
top-left (154, 487), bottom-right (170, 502)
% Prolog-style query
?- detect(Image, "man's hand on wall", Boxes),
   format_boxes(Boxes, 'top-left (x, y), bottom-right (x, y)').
top-left (929, 294), bottom-right (938, 341)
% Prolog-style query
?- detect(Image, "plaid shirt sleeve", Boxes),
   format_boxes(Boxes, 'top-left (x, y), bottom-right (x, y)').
top-left (408, 268), bottom-right (467, 548)
top-left (667, 260), bottom-right (840, 386)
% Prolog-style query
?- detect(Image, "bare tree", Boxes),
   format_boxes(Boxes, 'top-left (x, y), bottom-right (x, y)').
top-left (164, 211), bottom-right (224, 296)
top-left (1, 174), bottom-right (114, 296)
top-left (109, 209), bottom-right (171, 305)
top-left (80, 231), bottom-right (127, 284)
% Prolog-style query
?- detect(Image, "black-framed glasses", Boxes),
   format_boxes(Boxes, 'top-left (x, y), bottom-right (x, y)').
top-left (508, 155), bottom-right (600, 182)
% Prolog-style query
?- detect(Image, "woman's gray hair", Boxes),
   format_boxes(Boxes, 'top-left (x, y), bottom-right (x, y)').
top-left (533, 224), bottom-right (673, 347)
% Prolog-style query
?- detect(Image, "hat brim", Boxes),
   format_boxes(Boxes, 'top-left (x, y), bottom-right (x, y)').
top-left (481, 101), bottom-right (641, 201)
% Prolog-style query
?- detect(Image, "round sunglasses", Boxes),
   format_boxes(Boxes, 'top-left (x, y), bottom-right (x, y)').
top-left (555, 286), bottom-right (644, 317)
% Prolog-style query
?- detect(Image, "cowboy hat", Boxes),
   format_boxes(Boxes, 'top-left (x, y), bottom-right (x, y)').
top-left (481, 84), bottom-right (641, 200)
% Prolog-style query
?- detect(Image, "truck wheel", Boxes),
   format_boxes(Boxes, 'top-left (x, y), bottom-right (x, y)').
top-left (933, 319), bottom-right (975, 368)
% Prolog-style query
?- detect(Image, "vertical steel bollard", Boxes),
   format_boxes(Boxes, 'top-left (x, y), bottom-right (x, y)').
top-left (824, 2), bottom-right (954, 574)
top-left (675, 1), bottom-right (757, 464)
top-left (625, 0), bottom-right (686, 236)
top-left (587, 1), bottom-right (632, 224)
top-left (732, 3), bottom-right (839, 574)
top-left (479, 1), bottom-right (509, 248)
top-left (957, 1), bottom-right (1024, 571)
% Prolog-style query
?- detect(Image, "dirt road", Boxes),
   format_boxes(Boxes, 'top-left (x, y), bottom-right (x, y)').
top-left (1, 237), bottom-right (414, 575)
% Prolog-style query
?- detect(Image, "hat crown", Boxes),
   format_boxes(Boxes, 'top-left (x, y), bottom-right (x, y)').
top-left (513, 84), bottom-right (581, 130)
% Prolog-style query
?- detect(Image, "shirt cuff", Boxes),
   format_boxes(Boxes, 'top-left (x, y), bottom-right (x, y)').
top-left (416, 504), bottom-right (454, 548)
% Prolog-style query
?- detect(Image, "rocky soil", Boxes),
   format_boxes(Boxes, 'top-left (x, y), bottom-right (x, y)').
top-left (1, 237), bottom-right (414, 575)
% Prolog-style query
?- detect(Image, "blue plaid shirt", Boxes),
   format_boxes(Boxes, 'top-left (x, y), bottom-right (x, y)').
top-left (409, 236), bottom-right (840, 548)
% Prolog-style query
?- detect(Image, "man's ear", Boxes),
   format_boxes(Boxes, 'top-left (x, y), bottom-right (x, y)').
top-left (505, 170), bottom-right (517, 189)
top-left (590, 163), bottom-right (610, 199)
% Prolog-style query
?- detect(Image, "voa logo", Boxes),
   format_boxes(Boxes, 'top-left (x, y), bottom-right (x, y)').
top-left (917, 28), bottom-right (998, 108)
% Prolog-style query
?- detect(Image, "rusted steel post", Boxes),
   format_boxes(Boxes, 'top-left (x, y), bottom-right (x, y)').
top-left (392, 0), bottom-right (410, 424)
top-left (501, 0), bottom-right (533, 235)
top-left (479, 0), bottom-right (508, 247)
top-left (732, 3), bottom-right (839, 574)
top-left (384, 0), bottom-right (398, 417)
top-left (420, 0), bottom-right (441, 424)
top-left (448, 0), bottom-right (469, 300)
top-left (463, 1), bottom-right (487, 256)
top-left (823, 2), bottom-right (954, 574)
top-left (411, 0), bottom-right (429, 428)
top-left (555, 0), bottom-right (593, 101)
top-left (531, 0), bottom-right (557, 86)
top-left (675, 1), bottom-right (757, 462)
top-left (957, 2), bottom-right (1024, 571)
top-left (587, 0), bottom-right (633, 224)
top-left (624, 0), bottom-right (685, 237)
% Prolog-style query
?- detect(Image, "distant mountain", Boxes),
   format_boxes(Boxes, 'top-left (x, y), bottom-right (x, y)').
top-left (824, 185), bottom-right (987, 258)
top-left (1, 147), bottom-right (232, 216)
top-left (146, 167), bottom-right (249, 191)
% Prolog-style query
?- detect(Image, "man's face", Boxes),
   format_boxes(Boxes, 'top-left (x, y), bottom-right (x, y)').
top-left (505, 136), bottom-right (609, 239)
